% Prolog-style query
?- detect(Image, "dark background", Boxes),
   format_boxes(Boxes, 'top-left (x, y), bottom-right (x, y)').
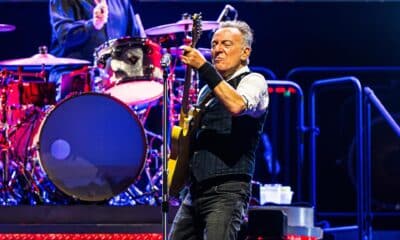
top-left (1, 0), bottom-right (399, 228)
top-left (1, 1), bottom-right (400, 78)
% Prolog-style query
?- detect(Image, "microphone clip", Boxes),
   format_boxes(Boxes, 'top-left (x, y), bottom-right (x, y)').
top-left (161, 53), bottom-right (172, 69)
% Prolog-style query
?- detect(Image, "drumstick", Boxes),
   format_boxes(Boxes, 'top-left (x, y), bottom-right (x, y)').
top-left (135, 14), bottom-right (147, 38)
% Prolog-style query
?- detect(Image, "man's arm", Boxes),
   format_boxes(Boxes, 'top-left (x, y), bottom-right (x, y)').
top-left (49, 0), bottom-right (104, 50)
top-left (181, 46), bottom-right (247, 116)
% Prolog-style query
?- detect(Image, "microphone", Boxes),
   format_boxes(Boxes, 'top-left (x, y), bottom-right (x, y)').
top-left (161, 53), bottom-right (172, 68)
top-left (216, 4), bottom-right (236, 22)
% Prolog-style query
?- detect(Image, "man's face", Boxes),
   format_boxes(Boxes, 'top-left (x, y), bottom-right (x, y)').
top-left (211, 27), bottom-right (250, 78)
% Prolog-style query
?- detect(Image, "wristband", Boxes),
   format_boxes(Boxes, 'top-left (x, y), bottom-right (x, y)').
top-left (198, 62), bottom-right (223, 90)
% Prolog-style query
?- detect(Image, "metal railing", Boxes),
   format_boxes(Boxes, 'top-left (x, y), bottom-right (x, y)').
top-left (267, 80), bottom-right (305, 200)
top-left (308, 76), bottom-right (365, 240)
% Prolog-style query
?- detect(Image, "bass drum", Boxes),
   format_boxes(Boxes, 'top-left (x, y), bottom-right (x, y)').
top-left (36, 92), bottom-right (147, 202)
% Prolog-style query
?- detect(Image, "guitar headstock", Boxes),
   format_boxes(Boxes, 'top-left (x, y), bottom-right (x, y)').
top-left (191, 13), bottom-right (202, 48)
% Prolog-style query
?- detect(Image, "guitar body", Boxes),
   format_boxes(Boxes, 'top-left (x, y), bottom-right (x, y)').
top-left (168, 108), bottom-right (202, 197)
top-left (167, 14), bottom-right (203, 197)
top-left (168, 118), bottom-right (190, 197)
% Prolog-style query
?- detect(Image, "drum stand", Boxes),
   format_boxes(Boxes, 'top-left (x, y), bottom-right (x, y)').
top-left (109, 145), bottom-right (164, 206)
top-left (0, 81), bottom-right (12, 204)
top-left (0, 73), bottom-right (23, 205)
top-left (0, 71), bottom-right (50, 205)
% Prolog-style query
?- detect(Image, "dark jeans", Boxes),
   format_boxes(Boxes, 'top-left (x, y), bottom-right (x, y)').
top-left (169, 180), bottom-right (251, 240)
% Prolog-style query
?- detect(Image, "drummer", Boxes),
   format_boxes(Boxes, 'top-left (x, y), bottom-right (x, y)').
top-left (48, 0), bottom-right (141, 100)
top-left (49, 0), bottom-right (140, 62)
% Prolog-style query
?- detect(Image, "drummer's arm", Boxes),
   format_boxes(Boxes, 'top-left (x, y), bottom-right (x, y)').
top-left (49, 0), bottom-right (102, 49)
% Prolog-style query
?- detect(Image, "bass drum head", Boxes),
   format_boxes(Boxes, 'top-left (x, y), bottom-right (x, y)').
top-left (38, 93), bottom-right (147, 202)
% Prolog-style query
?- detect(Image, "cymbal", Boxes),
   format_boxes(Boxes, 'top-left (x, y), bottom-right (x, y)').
top-left (162, 47), bottom-right (211, 58)
top-left (145, 19), bottom-right (219, 36)
top-left (0, 24), bottom-right (16, 32)
top-left (0, 53), bottom-right (90, 66)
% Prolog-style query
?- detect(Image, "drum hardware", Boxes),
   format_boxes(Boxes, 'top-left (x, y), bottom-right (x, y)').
top-left (0, 68), bottom-right (47, 79)
top-left (0, 68), bottom-right (56, 107)
top-left (144, 17), bottom-right (219, 36)
top-left (60, 65), bottom-right (94, 100)
top-left (137, 133), bottom-right (164, 204)
top-left (94, 37), bottom-right (164, 107)
top-left (0, 46), bottom-right (91, 67)
top-left (108, 147), bottom-right (163, 206)
top-left (0, 71), bottom-right (15, 186)
top-left (109, 184), bottom-right (144, 206)
top-left (162, 47), bottom-right (211, 59)
top-left (147, 164), bottom-right (163, 195)
top-left (0, 45), bottom-right (91, 104)
top-left (3, 90), bottom-right (158, 205)
top-left (144, 150), bottom-right (162, 193)
top-left (216, 4), bottom-right (238, 22)
top-left (94, 37), bottom-right (163, 82)
top-left (0, 103), bottom-right (58, 205)
top-left (0, 15), bottom-right (217, 206)
top-left (0, 82), bottom-right (165, 206)
top-left (107, 124), bottom-right (165, 206)
top-left (0, 74), bottom-right (43, 205)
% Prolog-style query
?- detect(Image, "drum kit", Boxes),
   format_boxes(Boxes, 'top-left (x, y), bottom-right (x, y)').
top-left (0, 17), bottom-right (218, 206)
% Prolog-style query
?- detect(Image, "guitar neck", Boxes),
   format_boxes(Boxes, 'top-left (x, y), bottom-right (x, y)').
top-left (178, 13), bottom-right (202, 126)
top-left (180, 65), bottom-right (193, 116)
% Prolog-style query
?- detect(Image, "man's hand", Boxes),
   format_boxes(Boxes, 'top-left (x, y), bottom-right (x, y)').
top-left (180, 46), bottom-right (207, 70)
top-left (93, 0), bottom-right (108, 30)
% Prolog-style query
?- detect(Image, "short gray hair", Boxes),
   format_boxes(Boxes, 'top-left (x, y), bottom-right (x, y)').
top-left (219, 20), bottom-right (254, 48)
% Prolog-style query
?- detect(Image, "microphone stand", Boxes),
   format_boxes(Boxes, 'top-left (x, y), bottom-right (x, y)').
top-left (161, 58), bottom-right (170, 240)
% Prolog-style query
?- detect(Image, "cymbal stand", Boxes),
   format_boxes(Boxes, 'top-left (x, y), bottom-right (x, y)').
top-left (143, 148), bottom-right (162, 205)
top-left (0, 78), bottom-right (10, 185)
top-left (0, 70), bottom-right (47, 205)
top-left (0, 70), bottom-right (19, 205)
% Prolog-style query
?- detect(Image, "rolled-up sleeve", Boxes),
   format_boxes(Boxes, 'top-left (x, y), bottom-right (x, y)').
top-left (236, 72), bottom-right (269, 117)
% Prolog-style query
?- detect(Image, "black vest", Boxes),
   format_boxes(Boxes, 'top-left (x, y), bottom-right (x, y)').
top-left (190, 72), bottom-right (267, 183)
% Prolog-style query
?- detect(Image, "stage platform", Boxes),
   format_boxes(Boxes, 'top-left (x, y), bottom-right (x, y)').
top-left (0, 205), bottom-right (399, 240)
top-left (0, 205), bottom-right (177, 233)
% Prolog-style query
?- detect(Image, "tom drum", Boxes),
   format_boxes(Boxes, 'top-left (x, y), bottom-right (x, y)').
top-left (94, 37), bottom-right (163, 106)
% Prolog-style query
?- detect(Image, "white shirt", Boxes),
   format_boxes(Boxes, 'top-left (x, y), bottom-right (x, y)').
top-left (198, 66), bottom-right (269, 118)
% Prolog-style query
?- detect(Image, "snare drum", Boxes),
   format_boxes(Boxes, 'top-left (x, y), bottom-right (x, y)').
top-left (30, 92), bottom-right (147, 202)
top-left (94, 37), bottom-right (163, 106)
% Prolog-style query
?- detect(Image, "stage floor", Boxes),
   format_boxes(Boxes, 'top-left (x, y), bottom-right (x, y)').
top-left (0, 205), bottom-right (399, 240)
top-left (0, 205), bottom-right (177, 233)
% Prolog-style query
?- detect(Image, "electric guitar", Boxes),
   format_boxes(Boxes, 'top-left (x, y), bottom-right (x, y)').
top-left (168, 13), bottom-right (202, 197)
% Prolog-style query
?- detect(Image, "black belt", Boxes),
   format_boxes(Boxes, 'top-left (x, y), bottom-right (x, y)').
top-left (191, 174), bottom-right (251, 193)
